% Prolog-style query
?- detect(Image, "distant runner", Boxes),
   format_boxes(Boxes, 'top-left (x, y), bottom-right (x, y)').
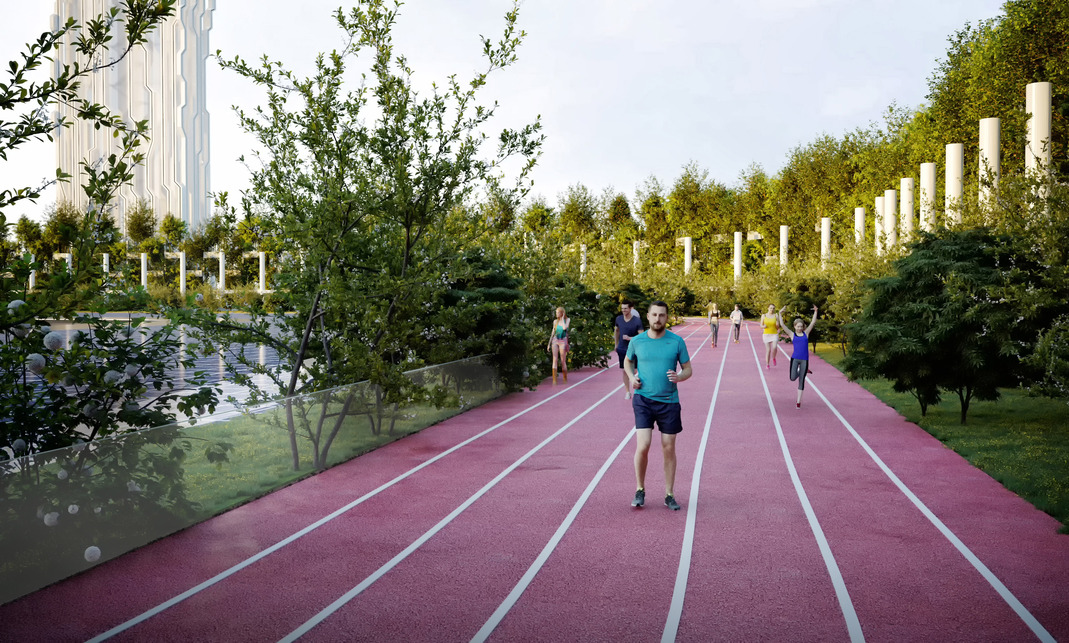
top-left (613, 299), bottom-right (644, 400)
top-left (730, 304), bottom-right (743, 343)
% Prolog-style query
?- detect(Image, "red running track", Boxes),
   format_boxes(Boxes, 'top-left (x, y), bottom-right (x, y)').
top-left (2, 319), bottom-right (1067, 642)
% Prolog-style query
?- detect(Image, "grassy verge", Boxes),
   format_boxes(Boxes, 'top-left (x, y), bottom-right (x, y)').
top-left (814, 343), bottom-right (1069, 534)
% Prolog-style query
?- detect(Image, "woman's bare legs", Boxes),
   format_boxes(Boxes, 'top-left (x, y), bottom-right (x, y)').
top-left (551, 341), bottom-right (568, 383)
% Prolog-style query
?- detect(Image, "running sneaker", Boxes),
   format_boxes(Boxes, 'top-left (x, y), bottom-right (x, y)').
top-left (796, 402), bottom-right (801, 409)
top-left (632, 489), bottom-right (645, 507)
top-left (664, 495), bottom-right (681, 511)
top-left (773, 357), bottom-right (777, 366)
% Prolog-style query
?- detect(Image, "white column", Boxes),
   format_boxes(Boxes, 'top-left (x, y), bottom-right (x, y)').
top-left (166, 251), bottom-right (187, 296)
top-left (854, 207), bottom-right (864, 245)
top-left (883, 189), bottom-right (898, 249)
top-left (27, 254), bottom-right (35, 290)
top-left (779, 225), bottom-right (788, 271)
top-left (945, 143), bottom-right (964, 225)
top-left (258, 251), bottom-right (267, 294)
top-left (1026, 81), bottom-right (1052, 204)
top-left (140, 253), bottom-right (148, 288)
top-left (580, 244), bottom-right (587, 276)
top-left (820, 217), bottom-right (831, 269)
top-left (899, 178), bottom-right (914, 243)
top-left (205, 251), bottom-right (226, 291)
top-left (683, 237), bottom-right (692, 275)
top-left (218, 252), bottom-right (226, 291)
top-left (874, 195), bottom-right (884, 256)
top-left (920, 162), bottom-right (937, 232)
top-left (1026, 82), bottom-right (1052, 174)
top-left (102, 253), bottom-right (110, 274)
top-left (978, 117), bottom-right (1001, 210)
top-left (632, 240), bottom-right (640, 271)
top-left (733, 231), bottom-right (743, 283)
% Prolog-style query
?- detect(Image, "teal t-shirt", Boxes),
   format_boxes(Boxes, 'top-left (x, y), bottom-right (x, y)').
top-left (624, 330), bottom-right (691, 403)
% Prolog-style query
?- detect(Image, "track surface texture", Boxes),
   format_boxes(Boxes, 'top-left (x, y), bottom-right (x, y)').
top-left (3, 319), bottom-right (1067, 642)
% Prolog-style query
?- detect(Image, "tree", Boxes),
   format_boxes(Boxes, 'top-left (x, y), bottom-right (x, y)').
top-left (636, 178), bottom-right (672, 265)
top-left (558, 183), bottom-right (598, 240)
top-left (844, 229), bottom-right (1044, 423)
top-left (14, 216), bottom-right (43, 256)
top-left (1, 0), bottom-right (226, 437)
top-left (125, 198), bottom-right (157, 245)
top-left (520, 198), bottom-right (555, 234)
top-left (180, 0), bottom-right (543, 470)
top-left (1, 2), bottom-right (230, 592)
top-left (158, 213), bottom-right (186, 251)
top-left (606, 193), bottom-right (635, 237)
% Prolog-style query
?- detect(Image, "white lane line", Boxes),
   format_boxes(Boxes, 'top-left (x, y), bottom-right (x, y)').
top-left (279, 384), bottom-right (625, 643)
top-left (471, 427), bottom-right (636, 643)
top-left (470, 322), bottom-right (712, 642)
top-left (662, 328), bottom-right (731, 642)
top-left (749, 330), bottom-right (865, 643)
top-left (795, 350), bottom-right (1056, 643)
top-left (86, 369), bottom-right (609, 643)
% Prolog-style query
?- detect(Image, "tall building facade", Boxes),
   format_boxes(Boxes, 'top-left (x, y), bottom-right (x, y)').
top-left (53, 0), bottom-right (215, 233)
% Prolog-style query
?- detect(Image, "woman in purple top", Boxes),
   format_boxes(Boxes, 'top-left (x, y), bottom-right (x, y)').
top-left (777, 305), bottom-right (818, 408)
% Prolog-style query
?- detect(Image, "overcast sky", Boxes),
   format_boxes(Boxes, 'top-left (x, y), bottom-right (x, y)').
top-left (3, 0), bottom-right (1008, 223)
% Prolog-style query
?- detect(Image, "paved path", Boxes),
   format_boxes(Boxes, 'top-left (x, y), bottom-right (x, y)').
top-left (3, 319), bottom-right (1067, 642)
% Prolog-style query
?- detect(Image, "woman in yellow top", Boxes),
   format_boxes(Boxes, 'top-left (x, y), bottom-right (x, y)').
top-left (760, 304), bottom-right (779, 369)
top-left (546, 306), bottom-right (571, 384)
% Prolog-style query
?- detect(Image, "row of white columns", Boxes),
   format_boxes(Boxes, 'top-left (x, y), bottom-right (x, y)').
top-left (870, 81), bottom-right (1052, 255)
top-left (578, 84), bottom-right (1053, 281)
top-left (34, 251), bottom-right (272, 295)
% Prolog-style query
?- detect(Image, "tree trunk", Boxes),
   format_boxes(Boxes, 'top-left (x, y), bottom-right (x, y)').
top-left (311, 394), bottom-right (332, 470)
top-left (957, 386), bottom-right (972, 425)
top-left (320, 391), bottom-right (357, 468)
top-left (286, 398), bottom-right (300, 471)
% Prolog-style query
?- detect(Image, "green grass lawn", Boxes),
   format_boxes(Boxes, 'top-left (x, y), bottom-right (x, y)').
top-left (814, 343), bottom-right (1069, 534)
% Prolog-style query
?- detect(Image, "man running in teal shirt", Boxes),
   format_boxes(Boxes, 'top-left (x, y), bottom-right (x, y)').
top-left (623, 300), bottom-right (692, 510)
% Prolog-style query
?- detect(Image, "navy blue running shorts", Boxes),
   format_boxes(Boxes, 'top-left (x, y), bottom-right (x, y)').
top-left (617, 349), bottom-right (628, 369)
top-left (632, 394), bottom-right (683, 434)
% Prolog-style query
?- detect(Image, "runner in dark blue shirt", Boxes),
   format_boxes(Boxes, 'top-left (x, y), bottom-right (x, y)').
top-left (613, 299), bottom-right (645, 400)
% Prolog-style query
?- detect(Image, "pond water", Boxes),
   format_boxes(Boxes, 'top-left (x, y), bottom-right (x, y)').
top-left (38, 315), bottom-right (284, 426)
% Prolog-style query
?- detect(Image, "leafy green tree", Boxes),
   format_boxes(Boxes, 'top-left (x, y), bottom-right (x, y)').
top-left (158, 213), bottom-right (186, 251)
top-left (520, 198), bottom-right (555, 234)
top-left (39, 202), bottom-right (83, 270)
top-left (0, 0), bottom-right (219, 449)
top-left (558, 183), bottom-right (598, 240)
top-left (481, 190), bottom-right (518, 234)
top-left (606, 193), bottom-right (636, 239)
top-left (636, 178), bottom-right (672, 265)
top-left (0, 2), bottom-right (231, 587)
top-left (125, 198), bottom-right (157, 245)
top-left (179, 0), bottom-right (543, 470)
top-left (14, 216), bottom-right (43, 256)
top-left (1029, 315), bottom-right (1069, 400)
top-left (844, 229), bottom-right (1045, 423)
top-left (735, 163), bottom-right (771, 234)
